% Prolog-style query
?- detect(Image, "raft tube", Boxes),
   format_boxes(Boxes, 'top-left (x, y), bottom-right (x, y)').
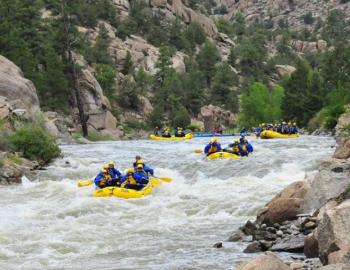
top-left (260, 130), bottom-right (299, 139)
top-left (92, 178), bottom-right (159, 199)
top-left (207, 151), bottom-right (240, 160)
top-left (149, 133), bottom-right (193, 141)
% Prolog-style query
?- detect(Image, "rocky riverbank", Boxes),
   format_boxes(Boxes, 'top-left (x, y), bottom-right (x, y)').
top-left (230, 133), bottom-right (350, 269)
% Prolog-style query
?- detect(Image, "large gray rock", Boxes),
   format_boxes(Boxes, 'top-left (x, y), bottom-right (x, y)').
top-left (237, 252), bottom-right (290, 270)
top-left (316, 200), bottom-right (350, 264)
top-left (317, 264), bottom-right (350, 270)
top-left (0, 55), bottom-right (40, 115)
top-left (198, 104), bottom-right (235, 132)
top-left (257, 181), bottom-right (309, 225)
top-left (271, 235), bottom-right (305, 253)
top-left (302, 159), bottom-right (350, 214)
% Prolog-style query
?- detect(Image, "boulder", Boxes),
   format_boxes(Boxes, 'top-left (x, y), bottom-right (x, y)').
top-left (271, 235), bottom-right (305, 253)
top-left (198, 104), bottom-right (235, 132)
top-left (316, 200), bottom-right (350, 264)
top-left (150, 0), bottom-right (167, 8)
top-left (302, 160), bottom-right (350, 214)
top-left (243, 241), bottom-right (262, 253)
top-left (304, 233), bottom-right (319, 258)
top-left (317, 264), bottom-right (350, 270)
top-left (275, 65), bottom-right (296, 77)
top-left (0, 96), bottom-right (11, 119)
top-left (0, 55), bottom-right (40, 116)
top-left (334, 107), bottom-right (350, 140)
top-left (257, 181), bottom-right (309, 225)
top-left (77, 68), bottom-right (118, 135)
top-left (237, 252), bottom-right (290, 270)
top-left (333, 138), bottom-right (350, 159)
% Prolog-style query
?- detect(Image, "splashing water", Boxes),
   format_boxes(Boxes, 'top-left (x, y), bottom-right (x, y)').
top-left (0, 135), bottom-right (335, 270)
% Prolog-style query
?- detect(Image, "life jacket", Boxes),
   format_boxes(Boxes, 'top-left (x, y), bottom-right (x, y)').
top-left (103, 174), bottom-right (112, 181)
top-left (125, 174), bottom-right (137, 185)
top-left (231, 145), bottom-right (239, 154)
top-left (208, 144), bottom-right (218, 154)
top-left (241, 143), bottom-right (247, 152)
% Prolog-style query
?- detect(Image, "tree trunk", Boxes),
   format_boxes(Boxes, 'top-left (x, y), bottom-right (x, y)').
top-left (61, 0), bottom-right (88, 137)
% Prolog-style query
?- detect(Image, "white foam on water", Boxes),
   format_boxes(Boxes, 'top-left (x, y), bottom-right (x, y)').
top-left (0, 135), bottom-right (335, 269)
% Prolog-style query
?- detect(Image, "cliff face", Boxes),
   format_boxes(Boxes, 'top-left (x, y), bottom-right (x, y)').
top-left (220, 0), bottom-right (350, 31)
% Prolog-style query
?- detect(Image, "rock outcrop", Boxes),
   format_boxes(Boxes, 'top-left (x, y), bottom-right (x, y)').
top-left (290, 40), bottom-right (328, 54)
top-left (316, 200), bottom-right (350, 264)
top-left (198, 104), bottom-right (235, 131)
top-left (257, 181), bottom-right (309, 225)
top-left (334, 107), bottom-right (350, 141)
top-left (238, 252), bottom-right (290, 270)
top-left (0, 55), bottom-right (40, 116)
top-left (302, 159), bottom-right (350, 214)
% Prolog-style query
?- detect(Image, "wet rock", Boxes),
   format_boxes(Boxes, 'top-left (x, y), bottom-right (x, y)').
top-left (238, 252), bottom-right (290, 270)
top-left (266, 227), bottom-right (277, 234)
top-left (259, 240), bottom-right (273, 250)
top-left (276, 230), bottom-right (283, 237)
top-left (303, 221), bottom-right (317, 230)
top-left (243, 241), bottom-right (262, 253)
top-left (290, 262), bottom-right (305, 270)
top-left (271, 235), bottom-right (305, 253)
top-left (304, 233), bottom-right (319, 258)
top-left (241, 220), bottom-right (257, 235)
top-left (273, 223), bottom-right (280, 229)
top-left (213, 242), bottom-right (223, 248)
top-left (228, 230), bottom-right (245, 242)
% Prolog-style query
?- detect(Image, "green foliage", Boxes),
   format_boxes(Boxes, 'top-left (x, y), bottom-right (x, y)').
top-left (231, 13), bottom-right (246, 36)
top-left (9, 125), bottom-right (60, 164)
top-left (148, 106), bottom-right (164, 128)
top-left (172, 106), bottom-right (191, 128)
top-left (124, 120), bottom-right (150, 131)
top-left (212, 63), bottom-right (238, 112)
top-left (95, 64), bottom-right (116, 99)
top-left (232, 34), bottom-right (268, 79)
top-left (118, 75), bottom-right (141, 110)
top-left (321, 10), bottom-right (350, 44)
top-left (196, 40), bottom-right (221, 86)
top-left (282, 60), bottom-right (326, 126)
top-left (213, 5), bottom-right (228, 15)
top-left (239, 83), bottom-right (285, 127)
top-left (302, 12), bottom-right (314, 25)
top-left (86, 131), bottom-right (113, 141)
top-left (0, 159), bottom-right (3, 169)
top-left (216, 18), bottom-right (234, 36)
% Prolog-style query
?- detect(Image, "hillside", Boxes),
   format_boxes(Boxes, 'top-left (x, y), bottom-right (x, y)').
top-left (0, 0), bottom-right (349, 141)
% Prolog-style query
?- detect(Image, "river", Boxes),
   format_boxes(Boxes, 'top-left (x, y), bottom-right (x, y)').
top-left (0, 135), bottom-right (335, 270)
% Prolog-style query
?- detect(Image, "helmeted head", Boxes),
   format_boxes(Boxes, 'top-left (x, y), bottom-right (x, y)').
top-left (102, 169), bottom-right (108, 175)
top-left (282, 121), bottom-right (286, 125)
top-left (293, 122), bottom-right (297, 126)
top-left (127, 168), bottom-right (134, 174)
top-left (108, 161), bottom-right (114, 168)
top-left (137, 159), bottom-right (145, 165)
top-left (135, 155), bottom-right (141, 161)
top-left (210, 137), bottom-right (218, 144)
top-left (288, 122), bottom-right (291, 125)
top-left (103, 164), bottom-right (109, 170)
top-left (136, 164), bottom-right (144, 171)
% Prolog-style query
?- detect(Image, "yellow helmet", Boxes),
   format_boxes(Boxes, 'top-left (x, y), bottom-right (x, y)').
top-left (103, 164), bottom-right (109, 170)
top-left (234, 139), bottom-right (239, 143)
top-left (102, 169), bottom-right (108, 174)
top-left (137, 164), bottom-right (143, 169)
top-left (108, 161), bottom-right (114, 166)
top-left (210, 137), bottom-right (218, 143)
top-left (137, 159), bottom-right (145, 165)
top-left (288, 122), bottom-right (291, 125)
top-left (127, 168), bottom-right (134, 174)
top-left (293, 122), bottom-right (297, 126)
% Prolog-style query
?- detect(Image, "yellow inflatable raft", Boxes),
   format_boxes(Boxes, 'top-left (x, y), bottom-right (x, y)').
top-left (207, 151), bottom-right (240, 160)
top-left (260, 130), bottom-right (299, 139)
top-left (92, 178), bottom-right (159, 199)
top-left (149, 133), bottom-right (193, 141)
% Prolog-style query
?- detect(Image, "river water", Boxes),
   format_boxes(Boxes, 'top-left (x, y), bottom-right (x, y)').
top-left (0, 135), bottom-right (335, 270)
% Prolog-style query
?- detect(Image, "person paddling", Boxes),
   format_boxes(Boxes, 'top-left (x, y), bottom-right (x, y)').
top-left (204, 137), bottom-right (222, 156)
top-left (119, 168), bottom-right (148, 191)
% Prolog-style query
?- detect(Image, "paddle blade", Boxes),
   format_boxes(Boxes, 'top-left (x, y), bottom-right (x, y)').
top-left (194, 149), bottom-right (203, 154)
top-left (150, 178), bottom-right (161, 186)
top-left (78, 179), bottom-right (93, 187)
top-left (158, 176), bottom-right (172, 183)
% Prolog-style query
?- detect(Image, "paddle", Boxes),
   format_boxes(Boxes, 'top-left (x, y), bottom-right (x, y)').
top-left (152, 176), bottom-right (172, 183)
top-left (77, 179), bottom-right (93, 187)
top-left (194, 149), bottom-right (203, 154)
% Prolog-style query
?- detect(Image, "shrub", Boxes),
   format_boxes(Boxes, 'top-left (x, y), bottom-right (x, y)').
top-left (303, 12), bottom-right (314, 25)
top-left (9, 125), bottom-right (60, 164)
top-left (172, 106), bottom-right (191, 128)
top-left (87, 131), bottom-right (113, 141)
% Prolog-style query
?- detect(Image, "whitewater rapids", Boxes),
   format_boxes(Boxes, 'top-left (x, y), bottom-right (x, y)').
top-left (0, 135), bottom-right (335, 270)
